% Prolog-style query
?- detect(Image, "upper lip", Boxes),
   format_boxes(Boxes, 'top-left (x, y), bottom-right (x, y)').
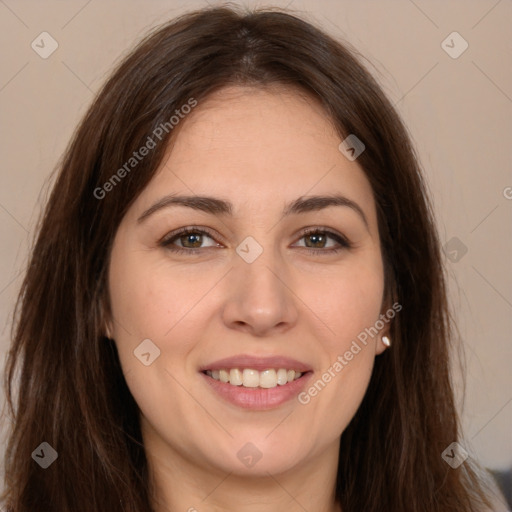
top-left (200, 354), bottom-right (313, 373)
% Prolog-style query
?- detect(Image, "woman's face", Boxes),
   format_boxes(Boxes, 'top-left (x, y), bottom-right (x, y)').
top-left (107, 85), bottom-right (387, 477)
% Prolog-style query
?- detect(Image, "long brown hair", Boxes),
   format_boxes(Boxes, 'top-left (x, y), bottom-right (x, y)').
top-left (2, 5), bottom-right (494, 511)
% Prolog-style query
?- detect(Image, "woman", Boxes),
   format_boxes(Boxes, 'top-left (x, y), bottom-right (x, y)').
top-left (1, 5), bottom-right (501, 511)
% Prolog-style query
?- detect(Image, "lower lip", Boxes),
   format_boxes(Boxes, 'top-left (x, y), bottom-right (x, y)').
top-left (201, 372), bottom-right (312, 410)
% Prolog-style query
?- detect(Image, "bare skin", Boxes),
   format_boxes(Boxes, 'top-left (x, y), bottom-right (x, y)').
top-left (107, 85), bottom-right (389, 512)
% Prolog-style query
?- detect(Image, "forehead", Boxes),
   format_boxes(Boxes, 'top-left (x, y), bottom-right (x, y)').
top-left (135, 85), bottom-right (377, 224)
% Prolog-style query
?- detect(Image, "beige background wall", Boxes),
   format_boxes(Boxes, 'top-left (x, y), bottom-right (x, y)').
top-left (1, 0), bottom-right (511, 479)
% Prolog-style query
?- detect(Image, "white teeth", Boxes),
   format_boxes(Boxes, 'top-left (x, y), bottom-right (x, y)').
top-left (206, 368), bottom-right (304, 388)
top-left (242, 369), bottom-right (259, 388)
top-left (230, 368), bottom-right (243, 386)
top-left (259, 369), bottom-right (277, 388)
top-left (276, 368), bottom-right (288, 385)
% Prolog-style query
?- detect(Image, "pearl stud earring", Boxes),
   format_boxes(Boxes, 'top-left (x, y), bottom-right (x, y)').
top-left (381, 335), bottom-right (391, 347)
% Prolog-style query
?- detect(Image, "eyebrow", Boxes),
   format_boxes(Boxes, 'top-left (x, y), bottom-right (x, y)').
top-left (137, 193), bottom-right (368, 228)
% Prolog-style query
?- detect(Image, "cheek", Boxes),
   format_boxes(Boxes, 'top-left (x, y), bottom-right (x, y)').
top-left (107, 247), bottom-right (208, 436)
top-left (108, 246), bottom-right (205, 341)
top-left (306, 256), bottom-right (385, 352)
top-left (107, 243), bottom-right (223, 395)
top-left (296, 257), bottom-right (384, 431)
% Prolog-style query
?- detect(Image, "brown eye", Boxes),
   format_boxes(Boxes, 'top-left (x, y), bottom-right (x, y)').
top-left (160, 227), bottom-right (221, 254)
top-left (177, 232), bottom-right (204, 248)
top-left (304, 232), bottom-right (328, 248)
top-left (293, 228), bottom-right (351, 254)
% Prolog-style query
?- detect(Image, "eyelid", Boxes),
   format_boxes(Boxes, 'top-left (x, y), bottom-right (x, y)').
top-left (159, 225), bottom-right (352, 254)
top-left (295, 226), bottom-right (351, 248)
top-left (159, 225), bottom-right (221, 249)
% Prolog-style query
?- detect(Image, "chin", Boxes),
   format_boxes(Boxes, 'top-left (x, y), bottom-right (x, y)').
top-left (198, 433), bottom-right (309, 476)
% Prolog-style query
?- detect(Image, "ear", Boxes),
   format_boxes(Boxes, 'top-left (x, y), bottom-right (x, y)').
top-left (98, 290), bottom-right (114, 339)
top-left (374, 330), bottom-right (390, 355)
top-left (104, 319), bottom-right (114, 339)
top-left (374, 293), bottom-right (397, 355)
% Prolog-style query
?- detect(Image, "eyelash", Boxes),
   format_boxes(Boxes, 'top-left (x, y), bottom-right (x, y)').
top-left (159, 226), bottom-right (352, 255)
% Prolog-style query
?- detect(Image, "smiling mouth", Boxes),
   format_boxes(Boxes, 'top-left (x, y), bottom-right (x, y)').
top-left (202, 368), bottom-right (309, 389)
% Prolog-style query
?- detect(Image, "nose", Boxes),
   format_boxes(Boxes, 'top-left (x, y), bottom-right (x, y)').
top-left (221, 250), bottom-right (299, 337)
